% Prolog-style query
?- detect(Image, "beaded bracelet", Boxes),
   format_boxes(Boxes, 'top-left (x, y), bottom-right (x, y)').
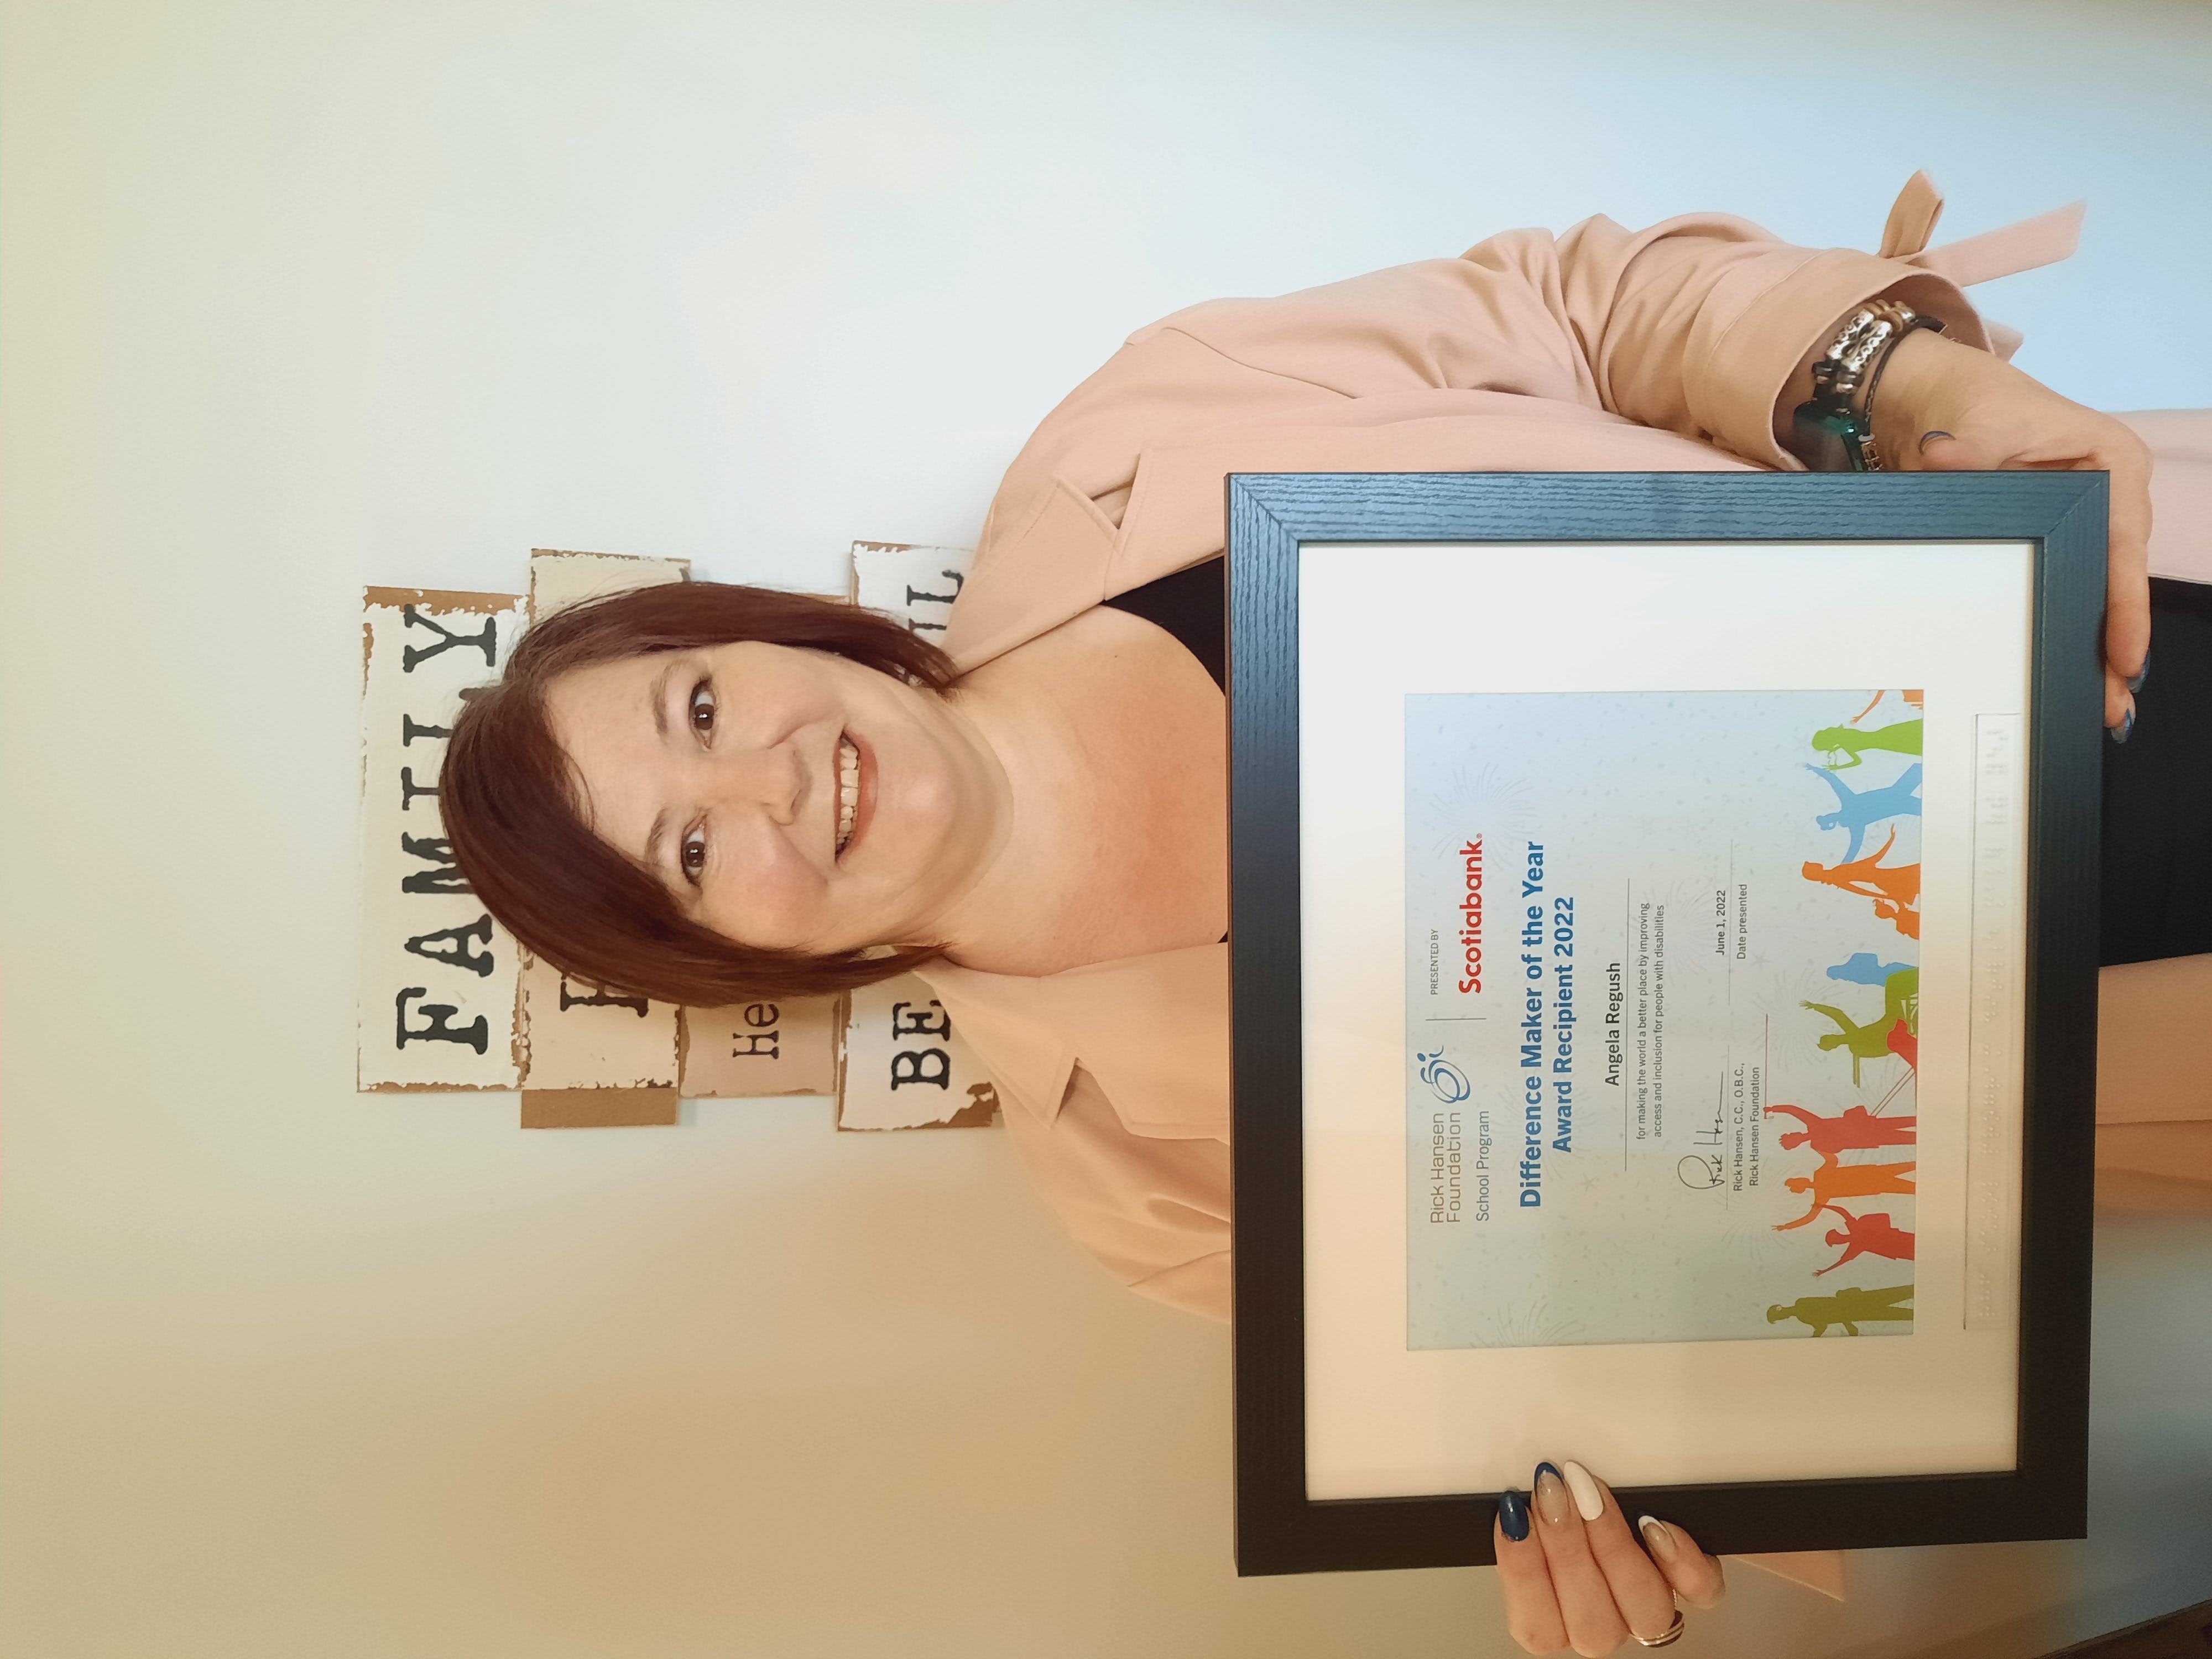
top-left (1792, 300), bottom-right (1945, 472)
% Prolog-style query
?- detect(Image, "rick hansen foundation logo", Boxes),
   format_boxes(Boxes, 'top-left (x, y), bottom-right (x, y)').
top-left (1417, 1049), bottom-right (1471, 1103)
top-left (1419, 1050), bottom-right (1490, 1224)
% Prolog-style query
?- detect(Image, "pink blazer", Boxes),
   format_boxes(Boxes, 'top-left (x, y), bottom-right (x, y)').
top-left (918, 173), bottom-right (2212, 1603)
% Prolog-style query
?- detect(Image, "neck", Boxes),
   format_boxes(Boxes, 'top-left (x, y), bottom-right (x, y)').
top-left (915, 670), bottom-right (1105, 973)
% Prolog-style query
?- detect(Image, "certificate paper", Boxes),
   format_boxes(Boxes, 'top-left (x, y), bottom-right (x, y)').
top-left (1404, 690), bottom-right (1924, 1349)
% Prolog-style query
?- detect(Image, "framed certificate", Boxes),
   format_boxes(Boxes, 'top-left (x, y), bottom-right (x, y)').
top-left (1225, 472), bottom-right (2104, 1572)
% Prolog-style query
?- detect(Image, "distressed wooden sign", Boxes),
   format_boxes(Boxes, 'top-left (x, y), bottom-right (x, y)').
top-left (839, 978), bottom-right (998, 1131)
top-left (849, 540), bottom-right (972, 640)
top-left (358, 587), bottom-right (529, 1091)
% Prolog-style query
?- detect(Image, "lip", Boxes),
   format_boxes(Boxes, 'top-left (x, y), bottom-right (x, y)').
top-left (837, 729), bottom-right (877, 864)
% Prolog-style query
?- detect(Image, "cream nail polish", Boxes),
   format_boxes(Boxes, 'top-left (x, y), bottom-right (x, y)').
top-left (1638, 1515), bottom-right (1678, 1561)
top-left (1562, 1460), bottom-right (1604, 1521)
top-left (1533, 1463), bottom-right (1572, 1526)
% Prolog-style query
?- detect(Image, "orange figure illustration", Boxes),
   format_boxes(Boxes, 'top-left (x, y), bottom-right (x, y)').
top-left (1845, 689), bottom-right (1924, 726)
top-left (1765, 1103), bottom-right (1916, 1156)
top-left (1886, 1020), bottom-right (1917, 1071)
top-left (1802, 828), bottom-right (1922, 910)
top-left (1775, 1160), bottom-right (1916, 1230)
top-left (1814, 1205), bottom-right (1916, 1276)
top-left (1872, 896), bottom-right (1922, 940)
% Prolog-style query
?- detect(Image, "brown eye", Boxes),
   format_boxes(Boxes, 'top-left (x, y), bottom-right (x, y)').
top-left (688, 680), bottom-right (716, 734)
top-left (681, 830), bottom-right (707, 880)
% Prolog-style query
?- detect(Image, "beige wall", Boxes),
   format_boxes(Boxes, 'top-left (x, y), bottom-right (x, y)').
top-left (4, 2), bottom-right (2210, 1653)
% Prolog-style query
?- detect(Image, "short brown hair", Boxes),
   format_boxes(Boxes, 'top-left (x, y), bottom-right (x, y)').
top-left (440, 582), bottom-right (960, 1006)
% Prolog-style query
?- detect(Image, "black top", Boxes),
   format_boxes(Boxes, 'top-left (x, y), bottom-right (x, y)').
top-left (1099, 556), bottom-right (1227, 692)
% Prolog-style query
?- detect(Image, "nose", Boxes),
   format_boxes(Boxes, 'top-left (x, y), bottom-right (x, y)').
top-left (709, 739), bottom-right (804, 825)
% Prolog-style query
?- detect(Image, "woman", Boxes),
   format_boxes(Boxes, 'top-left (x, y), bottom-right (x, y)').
top-left (443, 177), bottom-right (2204, 1653)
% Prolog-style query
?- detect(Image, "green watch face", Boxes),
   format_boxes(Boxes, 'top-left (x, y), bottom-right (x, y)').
top-left (1793, 403), bottom-right (1874, 473)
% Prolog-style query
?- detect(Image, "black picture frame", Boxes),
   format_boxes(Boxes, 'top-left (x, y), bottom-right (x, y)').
top-left (1226, 471), bottom-right (2105, 1574)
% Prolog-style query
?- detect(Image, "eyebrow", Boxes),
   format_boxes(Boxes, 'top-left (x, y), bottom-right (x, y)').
top-left (650, 659), bottom-right (676, 744)
top-left (641, 660), bottom-right (678, 873)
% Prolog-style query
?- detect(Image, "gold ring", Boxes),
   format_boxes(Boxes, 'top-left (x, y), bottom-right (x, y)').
top-left (1633, 1608), bottom-right (1687, 1647)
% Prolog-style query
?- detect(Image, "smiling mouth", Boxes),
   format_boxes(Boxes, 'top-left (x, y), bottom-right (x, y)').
top-left (836, 734), bottom-right (860, 855)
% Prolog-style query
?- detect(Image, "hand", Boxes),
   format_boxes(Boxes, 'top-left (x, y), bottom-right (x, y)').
top-left (1872, 328), bottom-right (2153, 733)
top-left (1495, 1461), bottom-right (1725, 1655)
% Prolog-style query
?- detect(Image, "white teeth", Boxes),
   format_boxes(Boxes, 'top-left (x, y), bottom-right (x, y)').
top-left (835, 736), bottom-right (859, 855)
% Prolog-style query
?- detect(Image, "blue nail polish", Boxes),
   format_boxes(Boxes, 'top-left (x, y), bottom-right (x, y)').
top-left (2111, 709), bottom-right (2133, 745)
top-left (1499, 1489), bottom-right (1530, 1541)
top-left (2127, 650), bottom-right (2150, 696)
top-left (1535, 1460), bottom-right (1563, 1486)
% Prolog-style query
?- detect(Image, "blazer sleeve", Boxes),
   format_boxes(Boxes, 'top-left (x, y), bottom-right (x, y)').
top-left (986, 210), bottom-right (1993, 531)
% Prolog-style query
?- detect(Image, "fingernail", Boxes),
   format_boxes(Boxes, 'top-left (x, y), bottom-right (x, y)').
top-left (2110, 707), bottom-right (2134, 745)
top-left (2127, 653), bottom-right (2150, 695)
top-left (1499, 1488), bottom-right (1531, 1542)
top-left (1638, 1515), bottom-right (1678, 1561)
top-left (1562, 1460), bottom-right (1605, 1522)
top-left (1534, 1462), bottom-right (1572, 1526)
top-left (1918, 430), bottom-right (1954, 451)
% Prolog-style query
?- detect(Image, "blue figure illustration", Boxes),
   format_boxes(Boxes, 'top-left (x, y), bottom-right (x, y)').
top-left (1806, 763), bottom-right (1922, 862)
top-left (1827, 951), bottom-right (1913, 988)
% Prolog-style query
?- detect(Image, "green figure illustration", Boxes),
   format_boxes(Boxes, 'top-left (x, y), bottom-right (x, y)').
top-left (1775, 1160), bottom-right (1917, 1229)
top-left (1801, 977), bottom-right (1917, 1085)
top-left (1766, 1284), bottom-right (1916, 1335)
top-left (1812, 719), bottom-right (1924, 770)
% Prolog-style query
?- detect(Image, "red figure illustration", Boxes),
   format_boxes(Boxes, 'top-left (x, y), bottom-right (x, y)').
top-left (1765, 1103), bottom-right (1916, 1156)
top-left (1815, 1204), bottom-right (1916, 1276)
top-left (1886, 1020), bottom-right (1918, 1071)
top-left (1775, 1160), bottom-right (1916, 1230)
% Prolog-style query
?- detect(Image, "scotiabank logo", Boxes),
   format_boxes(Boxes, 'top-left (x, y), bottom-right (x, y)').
top-left (1450, 837), bottom-right (1486, 992)
top-left (1417, 1048), bottom-right (1470, 1104)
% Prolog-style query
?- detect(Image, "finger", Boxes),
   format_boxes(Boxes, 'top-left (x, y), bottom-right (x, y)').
top-left (1564, 1464), bottom-right (1678, 1642)
top-left (1495, 1491), bottom-right (1570, 1655)
top-left (1633, 1515), bottom-right (1728, 1610)
top-left (1530, 1462), bottom-right (1629, 1656)
top-left (2101, 429), bottom-right (2154, 725)
top-left (2105, 669), bottom-right (2136, 737)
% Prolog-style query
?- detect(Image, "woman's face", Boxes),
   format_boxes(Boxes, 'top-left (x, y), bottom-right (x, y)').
top-left (545, 643), bottom-right (1006, 954)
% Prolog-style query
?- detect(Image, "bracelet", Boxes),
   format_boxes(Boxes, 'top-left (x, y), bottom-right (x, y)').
top-left (1792, 301), bottom-right (1945, 472)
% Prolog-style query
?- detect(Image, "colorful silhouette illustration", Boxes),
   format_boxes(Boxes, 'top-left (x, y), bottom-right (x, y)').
top-left (1802, 828), bottom-right (1923, 910)
top-left (1765, 1103), bottom-right (1917, 1156)
top-left (1776, 1160), bottom-right (1916, 1229)
top-left (1802, 968), bottom-right (1917, 1084)
top-left (1805, 763), bottom-right (1923, 862)
top-left (1827, 952), bottom-right (1913, 988)
top-left (1871, 896), bottom-right (1922, 940)
top-left (1845, 689), bottom-right (1924, 726)
top-left (1813, 719), bottom-right (1923, 770)
top-left (1766, 1284), bottom-right (1915, 1335)
top-left (1815, 1205), bottom-right (1916, 1276)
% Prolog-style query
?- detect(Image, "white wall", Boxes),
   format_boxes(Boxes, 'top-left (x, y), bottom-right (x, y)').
top-left (3, 2), bottom-right (2209, 1654)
